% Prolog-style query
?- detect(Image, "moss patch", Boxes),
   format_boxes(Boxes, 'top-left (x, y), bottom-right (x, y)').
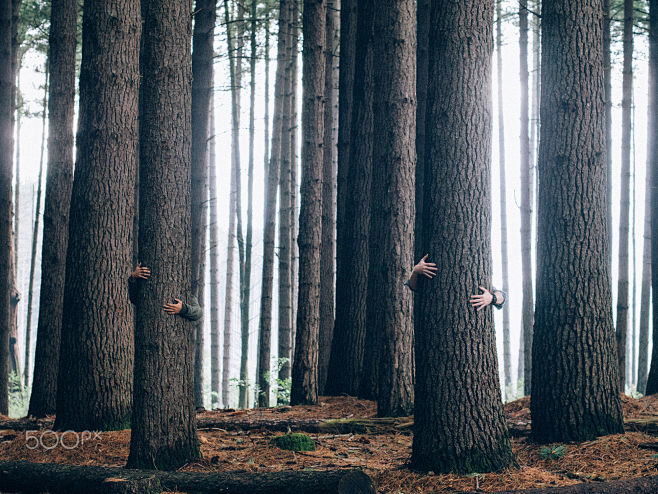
top-left (269, 433), bottom-right (316, 452)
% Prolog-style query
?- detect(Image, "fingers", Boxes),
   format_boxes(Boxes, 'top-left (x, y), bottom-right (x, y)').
top-left (421, 254), bottom-right (428, 261)
top-left (174, 298), bottom-right (182, 304)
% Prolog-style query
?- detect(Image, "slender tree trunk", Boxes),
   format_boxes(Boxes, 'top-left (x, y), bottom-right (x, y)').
top-left (8, 230), bottom-right (20, 385)
top-left (531, 0), bottom-right (624, 441)
top-left (368, 0), bottom-right (415, 417)
top-left (28, 0), bottom-right (77, 418)
top-left (13, 66), bottom-right (19, 273)
top-left (191, 0), bottom-right (217, 410)
top-left (518, 0), bottom-right (532, 394)
top-left (318, 0), bottom-right (339, 394)
top-left (257, 0), bottom-right (289, 406)
top-left (290, 0), bottom-right (326, 406)
top-left (277, 0), bottom-right (293, 390)
top-left (638, 85), bottom-right (653, 396)
top-left (411, 0), bottom-right (515, 473)
top-left (289, 0), bottom-right (299, 365)
top-left (645, 0), bottom-right (658, 396)
top-left (55, 0), bottom-right (139, 431)
top-left (128, 0), bottom-right (200, 469)
top-left (210, 105), bottom-right (221, 409)
top-left (495, 0), bottom-right (512, 399)
top-left (616, 0), bottom-right (634, 391)
top-left (0, 0), bottom-right (11, 416)
top-left (326, 0), bottom-right (373, 397)
top-left (23, 63), bottom-right (48, 389)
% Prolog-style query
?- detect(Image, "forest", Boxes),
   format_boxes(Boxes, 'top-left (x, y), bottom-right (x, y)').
top-left (0, 0), bottom-right (658, 492)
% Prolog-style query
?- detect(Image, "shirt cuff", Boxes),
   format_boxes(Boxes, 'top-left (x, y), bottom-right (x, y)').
top-left (404, 279), bottom-right (416, 292)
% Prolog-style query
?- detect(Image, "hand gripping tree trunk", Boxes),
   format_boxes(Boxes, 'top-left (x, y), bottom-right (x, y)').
top-left (28, 0), bottom-right (76, 418)
top-left (410, 0), bottom-right (516, 474)
top-left (290, 0), bottom-right (326, 406)
top-left (366, 0), bottom-right (415, 417)
top-left (55, 0), bottom-right (140, 431)
top-left (128, 0), bottom-right (201, 469)
top-left (530, 0), bottom-right (624, 441)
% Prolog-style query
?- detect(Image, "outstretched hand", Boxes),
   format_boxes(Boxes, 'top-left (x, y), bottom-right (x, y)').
top-left (413, 254), bottom-right (438, 279)
top-left (470, 286), bottom-right (493, 311)
top-left (131, 262), bottom-right (151, 281)
top-left (163, 299), bottom-right (183, 315)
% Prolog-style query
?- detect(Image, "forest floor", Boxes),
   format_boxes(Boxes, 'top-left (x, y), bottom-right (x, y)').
top-left (2, 394), bottom-right (658, 492)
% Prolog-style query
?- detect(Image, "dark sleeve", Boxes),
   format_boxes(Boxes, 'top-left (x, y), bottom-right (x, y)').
top-left (491, 287), bottom-right (506, 310)
top-left (404, 279), bottom-right (416, 292)
top-left (128, 277), bottom-right (139, 304)
top-left (179, 296), bottom-right (203, 321)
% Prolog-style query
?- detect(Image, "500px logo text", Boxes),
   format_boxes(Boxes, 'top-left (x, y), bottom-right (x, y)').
top-left (25, 430), bottom-right (102, 449)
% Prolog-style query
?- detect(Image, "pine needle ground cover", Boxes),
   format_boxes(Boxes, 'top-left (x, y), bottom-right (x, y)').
top-left (2, 395), bottom-right (658, 492)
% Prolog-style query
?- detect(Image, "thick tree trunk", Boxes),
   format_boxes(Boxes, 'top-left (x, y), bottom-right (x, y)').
top-left (128, 0), bottom-right (200, 469)
top-left (645, 0), bottom-right (658, 396)
top-left (318, 0), bottom-right (339, 395)
top-left (616, 0), bottom-right (633, 391)
top-left (0, 0), bottom-right (12, 416)
top-left (518, 0), bottom-right (532, 393)
top-left (209, 106), bottom-right (221, 409)
top-left (289, 0), bottom-right (299, 364)
top-left (604, 0), bottom-right (612, 267)
top-left (290, 0), bottom-right (326, 406)
top-left (325, 0), bottom-right (373, 397)
top-left (411, 0), bottom-right (515, 474)
top-left (495, 0), bottom-right (512, 399)
top-left (277, 0), bottom-right (293, 390)
top-left (55, 0), bottom-right (139, 431)
top-left (415, 0), bottom-right (429, 265)
top-left (23, 62), bottom-right (48, 389)
top-left (530, 0), bottom-right (624, 441)
top-left (191, 0), bottom-right (217, 410)
top-left (28, 0), bottom-right (77, 418)
top-left (367, 0), bottom-right (415, 417)
top-left (0, 461), bottom-right (375, 494)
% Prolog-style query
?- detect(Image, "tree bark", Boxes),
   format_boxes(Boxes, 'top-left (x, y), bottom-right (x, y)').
top-left (366, 0), bottom-right (415, 417)
top-left (530, 0), bottom-right (624, 441)
top-left (318, 0), bottom-right (339, 395)
top-left (645, 0), bottom-right (658, 396)
top-left (55, 0), bottom-right (139, 431)
top-left (290, 0), bottom-right (326, 406)
top-left (411, 0), bottom-right (515, 474)
top-left (23, 60), bottom-right (48, 390)
top-left (28, 0), bottom-right (77, 418)
top-left (415, 0), bottom-right (429, 265)
top-left (191, 0), bottom-right (217, 410)
top-left (128, 0), bottom-right (200, 469)
top-left (495, 0), bottom-right (512, 399)
top-left (604, 0), bottom-right (612, 268)
top-left (518, 0), bottom-right (533, 394)
top-left (209, 105), bottom-right (221, 408)
top-left (0, 0), bottom-right (13, 416)
top-left (615, 0), bottom-right (633, 391)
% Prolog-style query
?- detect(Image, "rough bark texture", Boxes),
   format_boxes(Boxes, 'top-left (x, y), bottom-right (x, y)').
top-left (128, 0), bottom-right (200, 469)
top-left (530, 0), bottom-right (624, 441)
top-left (0, 461), bottom-right (375, 494)
top-left (415, 0), bottom-right (429, 265)
top-left (28, 0), bottom-right (77, 418)
top-left (325, 0), bottom-right (373, 398)
top-left (209, 106), bottom-right (221, 408)
top-left (646, 0), bottom-right (658, 396)
top-left (0, 0), bottom-right (11, 416)
top-left (191, 0), bottom-right (216, 410)
top-left (615, 0), bottom-right (633, 391)
top-left (318, 0), bottom-right (339, 394)
top-left (366, 0), bottom-right (415, 417)
top-left (55, 0), bottom-right (140, 432)
top-left (603, 0), bottom-right (612, 267)
top-left (290, 0), bottom-right (325, 406)
top-left (495, 0), bottom-right (512, 397)
top-left (277, 0), bottom-right (293, 388)
top-left (410, 0), bottom-right (515, 474)
top-left (519, 0), bottom-right (534, 394)
top-left (290, 1), bottom-right (299, 363)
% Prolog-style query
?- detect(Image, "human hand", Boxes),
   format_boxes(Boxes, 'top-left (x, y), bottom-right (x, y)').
top-left (131, 262), bottom-right (151, 280)
top-left (470, 286), bottom-right (493, 311)
top-left (412, 254), bottom-right (438, 279)
top-left (163, 299), bottom-right (183, 315)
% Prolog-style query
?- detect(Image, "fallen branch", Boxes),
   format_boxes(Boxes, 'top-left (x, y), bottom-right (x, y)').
top-left (0, 460), bottom-right (375, 494)
top-left (491, 474), bottom-right (658, 493)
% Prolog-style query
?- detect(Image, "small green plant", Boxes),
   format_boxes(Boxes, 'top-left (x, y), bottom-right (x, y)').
top-left (269, 433), bottom-right (316, 451)
top-left (539, 444), bottom-right (566, 461)
top-left (8, 372), bottom-right (29, 418)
